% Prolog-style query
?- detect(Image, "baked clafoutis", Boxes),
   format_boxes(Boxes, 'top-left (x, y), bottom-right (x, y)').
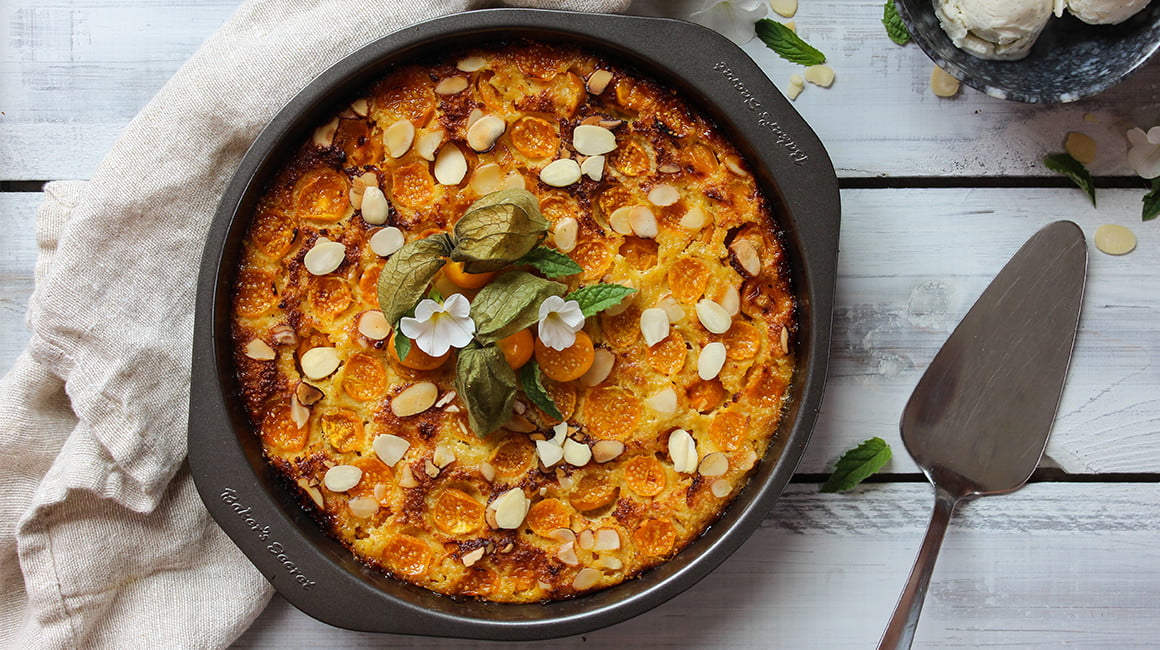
top-left (230, 41), bottom-right (796, 603)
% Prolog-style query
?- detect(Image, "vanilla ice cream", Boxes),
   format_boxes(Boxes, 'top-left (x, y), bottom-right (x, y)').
top-left (1067, 0), bottom-right (1152, 24)
top-left (936, 0), bottom-right (1055, 60)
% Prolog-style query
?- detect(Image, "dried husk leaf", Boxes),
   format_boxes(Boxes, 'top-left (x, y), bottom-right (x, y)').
top-left (376, 233), bottom-right (453, 325)
top-left (451, 189), bottom-right (548, 273)
top-left (470, 271), bottom-right (566, 344)
top-left (455, 344), bottom-right (519, 436)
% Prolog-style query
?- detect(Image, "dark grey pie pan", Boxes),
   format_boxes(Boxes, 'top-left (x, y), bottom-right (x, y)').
top-left (190, 8), bottom-right (840, 641)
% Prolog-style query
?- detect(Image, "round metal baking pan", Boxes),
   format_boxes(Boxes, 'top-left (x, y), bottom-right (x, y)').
top-left (190, 8), bottom-right (840, 640)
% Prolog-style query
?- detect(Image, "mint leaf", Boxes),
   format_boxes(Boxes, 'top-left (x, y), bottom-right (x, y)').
top-left (1044, 153), bottom-right (1096, 207)
top-left (519, 245), bottom-right (583, 278)
top-left (393, 330), bottom-right (412, 361)
top-left (755, 19), bottom-right (826, 66)
top-left (519, 361), bottom-right (564, 421)
top-left (883, 0), bottom-right (911, 46)
top-left (820, 437), bottom-right (892, 493)
top-left (1143, 178), bottom-right (1160, 221)
top-left (565, 284), bottom-right (637, 318)
top-left (427, 286), bottom-right (444, 303)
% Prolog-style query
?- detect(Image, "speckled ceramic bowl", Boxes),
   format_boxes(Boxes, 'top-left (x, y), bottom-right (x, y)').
top-left (896, 0), bottom-right (1160, 102)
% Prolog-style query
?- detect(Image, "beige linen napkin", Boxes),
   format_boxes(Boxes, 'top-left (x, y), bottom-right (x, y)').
top-left (0, 1), bottom-right (630, 647)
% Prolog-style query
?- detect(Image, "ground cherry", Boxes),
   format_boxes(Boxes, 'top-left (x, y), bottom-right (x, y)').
top-left (498, 329), bottom-right (534, 369)
top-left (388, 331), bottom-right (449, 371)
top-left (534, 330), bottom-right (595, 382)
top-left (443, 260), bottom-right (498, 289)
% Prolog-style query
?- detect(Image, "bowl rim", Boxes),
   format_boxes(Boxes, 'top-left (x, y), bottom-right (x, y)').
top-left (189, 7), bottom-right (840, 640)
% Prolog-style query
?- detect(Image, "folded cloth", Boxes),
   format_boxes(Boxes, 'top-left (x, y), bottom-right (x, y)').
top-left (0, 1), bottom-right (630, 647)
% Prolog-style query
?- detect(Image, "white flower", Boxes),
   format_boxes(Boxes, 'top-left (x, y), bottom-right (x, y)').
top-left (399, 293), bottom-right (476, 357)
top-left (1127, 126), bottom-right (1160, 179)
top-left (688, 0), bottom-right (768, 45)
top-left (537, 295), bottom-right (585, 351)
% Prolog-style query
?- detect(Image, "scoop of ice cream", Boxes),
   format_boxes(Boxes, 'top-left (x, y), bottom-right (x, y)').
top-left (936, 0), bottom-right (1055, 60)
top-left (1067, 0), bottom-right (1152, 24)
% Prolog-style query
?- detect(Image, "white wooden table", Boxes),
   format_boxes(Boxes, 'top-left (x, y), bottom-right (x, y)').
top-left (3, 1), bottom-right (1159, 647)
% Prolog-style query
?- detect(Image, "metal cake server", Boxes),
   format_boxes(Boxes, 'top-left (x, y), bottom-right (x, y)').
top-left (877, 221), bottom-right (1088, 649)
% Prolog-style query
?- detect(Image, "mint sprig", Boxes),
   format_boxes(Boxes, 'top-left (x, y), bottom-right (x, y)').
top-left (755, 19), bottom-right (826, 66)
top-left (883, 0), bottom-right (911, 46)
top-left (519, 361), bottom-right (564, 421)
top-left (1044, 152), bottom-right (1096, 207)
top-left (565, 284), bottom-right (637, 318)
top-left (1143, 178), bottom-right (1160, 221)
top-left (821, 437), bottom-right (892, 493)
top-left (519, 245), bottom-right (583, 278)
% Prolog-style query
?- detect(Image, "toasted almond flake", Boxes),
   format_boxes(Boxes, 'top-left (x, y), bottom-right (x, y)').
top-left (433, 443), bottom-right (456, 468)
top-left (506, 414), bottom-right (537, 433)
top-left (360, 186), bottom-right (390, 225)
top-left (695, 299), bottom-right (733, 334)
top-left (289, 394), bottom-right (310, 428)
top-left (549, 528), bottom-right (577, 543)
top-left (577, 529), bottom-right (595, 551)
top-left (722, 154), bottom-right (750, 177)
top-left (434, 143), bottom-right (468, 185)
top-left (554, 216), bottom-right (579, 252)
top-left (480, 461), bottom-right (496, 482)
top-left (350, 97), bottom-right (369, 117)
top-left (587, 69), bottom-right (613, 94)
top-left (644, 387), bottom-right (678, 414)
top-left (470, 162), bottom-right (503, 194)
top-left (271, 325), bottom-right (297, 346)
top-left (563, 439), bottom-right (592, 466)
top-left (397, 462), bottom-right (419, 488)
top-left (640, 308), bottom-right (671, 347)
top-left (486, 506), bottom-right (500, 528)
top-left (462, 547), bottom-right (486, 567)
top-left (383, 120), bottom-right (415, 158)
top-left (739, 448), bottom-right (759, 471)
top-left (551, 422), bottom-right (568, 446)
top-left (658, 162), bottom-right (681, 174)
top-left (312, 117), bottom-right (339, 148)
top-left (491, 488), bottom-right (530, 529)
top-left (501, 172), bottom-right (526, 190)
top-left (391, 382), bottom-right (439, 417)
top-left (301, 346), bottom-right (341, 380)
top-left (580, 155), bottom-right (605, 181)
top-left (295, 381), bottom-right (324, 406)
top-left (572, 568), bottom-right (601, 590)
top-left (435, 390), bottom-right (457, 408)
top-left (557, 541), bottom-right (580, 566)
top-left (323, 465), bottom-right (362, 492)
top-left (580, 348), bottom-right (616, 386)
top-left (668, 429), bottom-right (698, 473)
top-left (536, 439), bottom-right (565, 467)
top-left (711, 478), bottom-right (732, 498)
top-left (573, 124), bottom-right (618, 156)
top-left (648, 184), bottom-right (680, 206)
top-left (245, 338), bottom-right (276, 361)
top-left (446, 404), bottom-right (461, 413)
top-left (730, 239), bottom-right (762, 276)
top-left (540, 158), bottom-right (582, 187)
top-left (425, 459), bottom-right (440, 478)
top-left (698, 342), bottom-right (727, 381)
top-left (304, 240), bottom-right (346, 275)
top-left (373, 483), bottom-right (387, 501)
top-left (786, 75), bottom-right (805, 101)
top-left (628, 205), bottom-right (658, 239)
top-left (1065, 131), bottom-right (1097, 165)
top-left (467, 108), bottom-right (484, 129)
top-left (593, 528), bottom-right (621, 551)
top-left (457, 55), bottom-right (487, 72)
top-left (349, 171), bottom-right (378, 209)
top-left (770, 0), bottom-right (797, 17)
top-left (1094, 224), bottom-right (1136, 255)
top-left (580, 115), bottom-right (603, 126)
top-left (592, 440), bottom-right (625, 463)
top-left (680, 205), bottom-right (709, 230)
top-left (467, 115), bottom-right (506, 152)
top-left (373, 434), bottom-right (410, 467)
top-left (609, 206), bottom-right (635, 235)
top-left (369, 226), bottom-right (405, 257)
top-left (416, 129), bottom-right (444, 161)
top-left (595, 555), bottom-right (623, 570)
top-left (348, 495), bottom-right (379, 518)
top-left (699, 452), bottom-right (729, 477)
top-left (780, 326), bottom-right (790, 355)
top-left (434, 76), bottom-right (469, 94)
top-left (716, 284), bottom-right (741, 316)
top-left (513, 400), bottom-right (527, 415)
top-left (297, 478), bottom-right (325, 509)
top-left (559, 473), bottom-right (576, 490)
top-left (657, 294), bottom-right (686, 323)
top-left (803, 64), bottom-right (835, 88)
top-left (930, 65), bottom-right (960, 98)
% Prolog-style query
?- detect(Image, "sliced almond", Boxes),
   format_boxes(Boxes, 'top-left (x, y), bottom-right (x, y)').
top-left (557, 541), bottom-right (580, 566)
top-left (434, 143), bottom-right (468, 185)
top-left (470, 162), bottom-right (503, 194)
top-left (349, 171), bottom-right (378, 209)
top-left (425, 459), bottom-right (440, 478)
top-left (698, 341), bottom-right (727, 381)
top-left (491, 488), bottom-right (530, 529)
top-left (730, 239), bottom-right (762, 276)
top-left (383, 120), bottom-right (415, 158)
top-left (323, 465), bottom-right (362, 492)
top-left (572, 567), bottom-right (601, 590)
top-left (297, 478), bottom-right (325, 509)
top-left (397, 462), bottom-right (419, 488)
top-left (1065, 131), bottom-right (1097, 165)
top-left (501, 172), bottom-right (526, 190)
top-left (640, 308), bottom-right (671, 347)
top-left (592, 440), bottom-right (625, 463)
top-left (391, 382), bottom-right (439, 417)
top-left (658, 163), bottom-right (681, 174)
top-left (608, 205), bottom-right (635, 235)
top-left (696, 300), bottom-right (733, 334)
top-left (312, 117), bottom-right (339, 148)
top-left (930, 65), bottom-right (960, 98)
top-left (769, 0), bottom-right (797, 17)
top-left (467, 115), bottom-right (506, 152)
top-left (628, 205), bottom-right (658, 239)
top-left (540, 158), bottom-right (582, 187)
top-left (577, 529), bottom-right (595, 551)
top-left (580, 155), bottom-right (605, 181)
top-left (373, 434), bottom-right (410, 467)
top-left (551, 422), bottom-right (568, 446)
top-left (648, 184), bottom-right (680, 207)
top-left (644, 387), bottom-right (678, 414)
top-left (435, 390), bottom-right (457, 408)
top-left (786, 75), bottom-right (805, 101)
top-left (360, 186), bottom-right (390, 225)
top-left (780, 326), bottom-right (790, 355)
top-left (457, 55), bottom-right (487, 72)
top-left (668, 429), bottom-right (698, 473)
top-left (593, 528), bottom-right (621, 551)
top-left (467, 108), bottom-right (484, 130)
top-left (554, 216), bottom-right (579, 253)
top-left (722, 154), bottom-right (750, 177)
top-left (271, 325), bottom-right (297, 346)
top-left (549, 528), bottom-right (577, 543)
top-left (657, 294), bottom-right (686, 323)
top-left (536, 439), bottom-right (565, 467)
top-left (803, 64), bottom-right (835, 88)
top-left (433, 443), bottom-right (457, 469)
top-left (680, 205), bottom-right (709, 230)
top-left (434, 76), bottom-right (469, 95)
top-left (699, 452), bottom-right (729, 477)
top-left (416, 129), bottom-right (444, 161)
top-left (349, 98), bottom-right (369, 117)
top-left (348, 495), bottom-right (379, 518)
top-left (1094, 224), bottom-right (1136, 255)
top-left (587, 69), bottom-right (613, 94)
top-left (563, 439), bottom-right (592, 466)
top-left (301, 346), bottom-right (340, 380)
top-left (716, 284), bottom-right (741, 316)
top-left (462, 547), bottom-right (486, 567)
top-left (289, 394), bottom-right (310, 429)
top-left (480, 461), bottom-right (496, 482)
top-left (594, 555), bottom-right (623, 570)
top-left (304, 239), bottom-right (346, 275)
top-left (295, 381), bottom-right (324, 406)
top-left (738, 448), bottom-right (759, 471)
top-left (580, 348), bottom-right (615, 386)
top-left (710, 478), bottom-right (732, 498)
top-left (369, 226), bottom-right (405, 258)
top-left (244, 338), bottom-right (276, 361)
top-left (573, 124), bottom-right (618, 156)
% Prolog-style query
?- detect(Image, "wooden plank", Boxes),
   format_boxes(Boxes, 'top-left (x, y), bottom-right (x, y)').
top-left (1, 188), bottom-right (1155, 472)
top-left (3, 0), bottom-right (1159, 179)
top-left (234, 482), bottom-right (1160, 648)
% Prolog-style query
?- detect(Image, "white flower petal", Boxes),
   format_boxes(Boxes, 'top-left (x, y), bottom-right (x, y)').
top-left (558, 300), bottom-right (586, 329)
top-left (413, 298), bottom-right (441, 321)
top-left (1148, 126), bottom-right (1160, 145)
top-left (1127, 125), bottom-right (1160, 179)
top-left (539, 315), bottom-right (578, 351)
top-left (1127, 127), bottom-right (1148, 147)
top-left (689, 0), bottom-right (767, 44)
top-left (443, 293), bottom-right (472, 319)
top-left (399, 316), bottom-right (425, 341)
top-left (539, 294), bottom-right (567, 320)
